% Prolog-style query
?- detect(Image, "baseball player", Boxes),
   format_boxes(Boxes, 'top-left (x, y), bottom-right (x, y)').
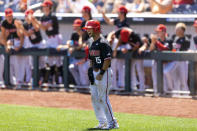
top-left (17, 9), bottom-right (46, 84)
top-left (113, 27), bottom-right (145, 91)
top-left (57, 18), bottom-right (90, 87)
top-left (83, 20), bottom-right (119, 129)
top-left (102, 5), bottom-right (129, 29)
top-left (107, 30), bottom-right (126, 90)
top-left (164, 23), bottom-right (190, 93)
top-left (149, 24), bottom-right (173, 95)
top-left (32, 0), bottom-right (62, 84)
top-left (1, 8), bottom-right (25, 86)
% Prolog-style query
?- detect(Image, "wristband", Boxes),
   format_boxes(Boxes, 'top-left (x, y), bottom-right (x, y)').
top-left (99, 69), bottom-right (105, 75)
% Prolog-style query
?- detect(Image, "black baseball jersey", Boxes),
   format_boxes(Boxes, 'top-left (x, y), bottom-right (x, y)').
top-left (24, 22), bottom-right (42, 44)
top-left (155, 38), bottom-right (173, 51)
top-left (70, 32), bottom-right (89, 47)
top-left (1, 18), bottom-right (19, 40)
top-left (173, 36), bottom-right (190, 51)
top-left (115, 28), bottom-right (142, 47)
top-left (88, 36), bottom-right (112, 69)
top-left (40, 13), bottom-right (59, 36)
top-left (114, 18), bottom-right (129, 28)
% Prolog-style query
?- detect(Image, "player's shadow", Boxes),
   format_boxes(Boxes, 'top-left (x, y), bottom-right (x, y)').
top-left (83, 128), bottom-right (110, 130)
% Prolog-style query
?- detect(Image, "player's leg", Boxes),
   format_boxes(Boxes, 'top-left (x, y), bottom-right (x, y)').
top-left (151, 60), bottom-right (158, 94)
top-left (136, 60), bottom-right (145, 91)
top-left (111, 58), bottom-right (118, 90)
top-left (131, 60), bottom-right (138, 90)
top-left (177, 61), bottom-right (189, 91)
top-left (0, 55), bottom-right (4, 85)
top-left (89, 82), bottom-right (107, 128)
top-left (78, 61), bottom-right (89, 86)
top-left (163, 62), bottom-right (178, 93)
top-left (69, 59), bottom-right (81, 86)
top-left (96, 69), bottom-right (118, 129)
top-left (117, 59), bottom-right (125, 90)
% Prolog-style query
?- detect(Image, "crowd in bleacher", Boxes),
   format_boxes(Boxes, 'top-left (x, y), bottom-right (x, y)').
top-left (0, 0), bottom-right (197, 14)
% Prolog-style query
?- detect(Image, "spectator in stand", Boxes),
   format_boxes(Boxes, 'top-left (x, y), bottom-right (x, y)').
top-left (111, 0), bottom-right (125, 13)
top-left (0, 0), bottom-right (5, 12)
top-left (172, 0), bottom-right (195, 14)
top-left (193, 20), bottom-right (197, 49)
top-left (4, 0), bottom-right (20, 12)
top-left (92, 0), bottom-right (104, 13)
top-left (126, 0), bottom-right (146, 13)
top-left (67, 0), bottom-right (98, 13)
top-left (103, 0), bottom-right (114, 13)
top-left (102, 5), bottom-right (129, 29)
top-left (56, 0), bottom-right (69, 13)
top-left (148, 0), bottom-right (173, 14)
top-left (164, 23), bottom-right (190, 95)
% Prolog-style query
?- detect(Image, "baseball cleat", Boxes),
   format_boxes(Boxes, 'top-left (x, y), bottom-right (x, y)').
top-left (103, 120), bottom-right (119, 129)
top-left (95, 122), bottom-right (108, 129)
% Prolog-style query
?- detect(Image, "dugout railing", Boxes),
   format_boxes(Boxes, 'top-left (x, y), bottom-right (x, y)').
top-left (0, 47), bottom-right (196, 95)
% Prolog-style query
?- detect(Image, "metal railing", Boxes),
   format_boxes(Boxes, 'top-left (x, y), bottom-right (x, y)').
top-left (0, 47), bottom-right (196, 95)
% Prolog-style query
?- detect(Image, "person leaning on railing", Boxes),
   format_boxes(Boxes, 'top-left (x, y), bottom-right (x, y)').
top-left (164, 23), bottom-right (190, 96)
top-left (1, 8), bottom-right (25, 87)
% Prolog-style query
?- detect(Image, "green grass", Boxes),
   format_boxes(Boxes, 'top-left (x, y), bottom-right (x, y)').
top-left (0, 104), bottom-right (196, 131)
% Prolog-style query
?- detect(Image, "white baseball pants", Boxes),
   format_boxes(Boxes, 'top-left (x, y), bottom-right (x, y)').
top-left (90, 68), bottom-right (116, 125)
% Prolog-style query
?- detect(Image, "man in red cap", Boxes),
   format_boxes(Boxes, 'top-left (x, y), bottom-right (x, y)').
top-left (164, 23), bottom-right (190, 96)
top-left (1, 8), bottom-right (25, 87)
top-left (83, 20), bottom-right (119, 129)
top-left (32, 0), bottom-right (63, 85)
top-left (149, 24), bottom-right (173, 95)
top-left (102, 5), bottom-right (129, 29)
top-left (16, 9), bottom-right (47, 84)
top-left (57, 18), bottom-right (90, 87)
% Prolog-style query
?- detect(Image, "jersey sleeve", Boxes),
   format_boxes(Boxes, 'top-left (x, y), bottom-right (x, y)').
top-left (100, 43), bottom-right (112, 60)
top-left (114, 18), bottom-right (118, 26)
top-left (52, 16), bottom-right (59, 31)
top-left (114, 29), bottom-right (121, 39)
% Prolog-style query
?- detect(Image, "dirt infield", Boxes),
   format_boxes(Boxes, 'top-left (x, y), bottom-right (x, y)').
top-left (0, 90), bottom-right (197, 118)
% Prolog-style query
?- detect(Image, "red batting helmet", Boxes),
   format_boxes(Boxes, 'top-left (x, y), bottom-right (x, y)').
top-left (118, 6), bottom-right (128, 14)
top-left (83, 20), bottom-right (101, 33)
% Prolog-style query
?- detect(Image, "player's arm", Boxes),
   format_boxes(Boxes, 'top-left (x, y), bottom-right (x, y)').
top-left (31, 16), bottom-right (50, 31)
top-left (149, 34), bottom-right (157, 51)
top-left (0, 26), bottom-right (7, 46)
top-left (15, 30), bottom-right (24, 51)
top-left (102, 11), bottom-right (114, 25)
